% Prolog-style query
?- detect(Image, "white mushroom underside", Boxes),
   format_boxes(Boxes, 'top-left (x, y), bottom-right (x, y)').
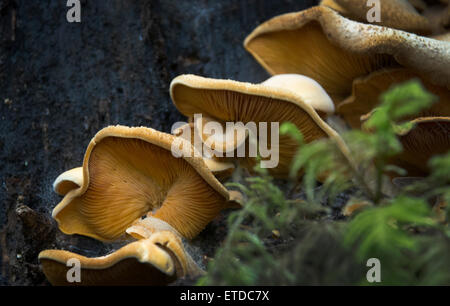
top-left (262, 74), bottom-right (335, 114)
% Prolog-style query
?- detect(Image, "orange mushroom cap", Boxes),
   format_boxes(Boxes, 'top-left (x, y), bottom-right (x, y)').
top-left (320, 0), bottom-right (431, 34)
top-left (390, 117), bottom-right (450, 177)
top-left (244, 6), bottom-right (450, 105)
top-left (52, 125), bottom-right (241, 241)
top-left (169, 74), bottom-right (344, 178)
top-left (337, 68), bottom-right (450, 128)
top-left (39, 231), bottom-right (200, 286)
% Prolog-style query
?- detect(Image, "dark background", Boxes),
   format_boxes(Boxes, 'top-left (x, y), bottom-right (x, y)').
top-left (0, 0), bottom-right (318, 285)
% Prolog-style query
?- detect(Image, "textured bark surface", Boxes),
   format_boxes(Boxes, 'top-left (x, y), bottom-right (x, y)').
top-left (0, 0), bottom-right (318, 285)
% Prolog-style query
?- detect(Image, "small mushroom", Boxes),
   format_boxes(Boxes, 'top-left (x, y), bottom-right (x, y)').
top-left (320, 0), bottom-right (431, 34)
top-left (337, 68), bottom-right (450, 128)
top-left (172, 122), bottom-right (236, 179)
top-left (342, 200), bottom-right (372, 216)
top-left (126, 215), bottom-right (182, 239)
top-left (244, 6), bottom-right (450, 105)
top-left (202, 157), bottom-right (236, 180)
top-left (52, 125), bottom-right (241, 241)
top-left (169, 73), bottom-right (344, 178)
top-left (39, 231), bottom-right (202, 286)
top-left (389, 117), bottom-right (450, 177)
top-left (194, 115), bottom-right (250, 154)
top-left (53, 167), bottom-right (83, 196)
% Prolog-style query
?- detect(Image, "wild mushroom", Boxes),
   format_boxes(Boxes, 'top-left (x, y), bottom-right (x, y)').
top-left (52, 125), bottom-right (241, 241)
top-left (389, 117), bottom-right (450, 177)
top-left (39, 231), bottom-right (202, 286)
top-left (52, 127), bottom-right (237, 199)
top-left (337, 68), bottom-right (450, 128)
top-left (244, 6), bottom-right (450, 105)
top-left (342, 200), bottom-right (372, 216)
top-left (320, 0), bottom-right (431, 34)
top-left (169, 73), bottom-right (346, 178)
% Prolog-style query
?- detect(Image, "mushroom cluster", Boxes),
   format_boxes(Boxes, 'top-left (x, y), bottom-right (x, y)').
top-left (40, 126), bottom-right (241, 285)
top-left (39, 3), bottom-right (449, 285)
top-left (244, 4), bottom-right (450, 178)
top-left (170, 74), bottom-right (342, 178)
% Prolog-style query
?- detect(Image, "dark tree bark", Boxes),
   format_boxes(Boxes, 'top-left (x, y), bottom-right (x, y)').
top-left (0, 0), bottom-right (318, 285)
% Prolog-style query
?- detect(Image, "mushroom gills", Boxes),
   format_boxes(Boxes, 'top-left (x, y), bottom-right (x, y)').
top-left (337, 68), bottom-right (450, 128)
top-left (171, 76), bottom-right (332, 177)
top-left (53, 135), bottom-right (231, 241)
top-left (389, 117), bottom-right (450, 177)
top-left (244, 21), bottom-right (396, 104)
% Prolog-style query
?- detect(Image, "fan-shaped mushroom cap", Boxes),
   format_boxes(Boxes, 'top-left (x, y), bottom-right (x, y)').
top-left (53, 167), bottom-right (83, 196)
top-left (337, 68), bottom-right (450, 128)
top-left (39, 231), bottom-right (198, 286)
top-left (170, 74), bottom-right (342, 178)
top-left (391, 117), bottom-right (450, 177)
top-left (52, 125), bottom-right (240, 241)
top-left (244, 6), bottom-right (450, 104)
top-left (321, 0), bottom-right (431, 34)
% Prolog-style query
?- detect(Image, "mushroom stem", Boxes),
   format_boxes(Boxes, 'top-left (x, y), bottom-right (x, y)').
top-left (126, 216), bottom-right (182, 239)
top-left (126, 218), bottom-right (205, 277)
